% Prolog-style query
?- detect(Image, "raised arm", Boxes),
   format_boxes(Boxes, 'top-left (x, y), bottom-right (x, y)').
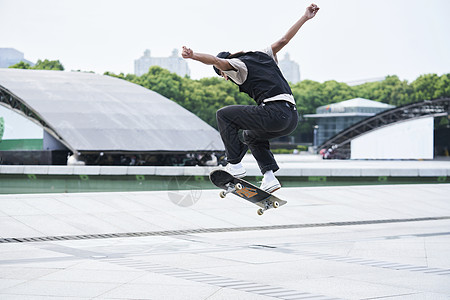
top-left (271, 3), bottom-right (319, 56)
top-left (181, 46), bottom-right (235, 71)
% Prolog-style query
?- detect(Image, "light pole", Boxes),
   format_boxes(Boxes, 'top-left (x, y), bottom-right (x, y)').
top-left (313, 125), bottom-right (319, 152)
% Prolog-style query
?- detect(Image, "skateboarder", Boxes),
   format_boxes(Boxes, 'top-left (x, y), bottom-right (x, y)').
top-left (182, 3), bottom-right (319, 193)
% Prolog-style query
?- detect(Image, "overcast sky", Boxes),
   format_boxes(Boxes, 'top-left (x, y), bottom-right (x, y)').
top-left (1, 0), bottom-right (449, 83)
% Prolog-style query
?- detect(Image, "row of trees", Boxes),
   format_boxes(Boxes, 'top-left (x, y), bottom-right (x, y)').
top-left (106, 67), bottom-right (450, 142)
top-left (10, 59), bottom-right (449, 142)
top-left (9, 59), bottom-right (64, 71)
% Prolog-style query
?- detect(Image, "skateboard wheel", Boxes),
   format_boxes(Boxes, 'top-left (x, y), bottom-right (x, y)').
top-left (273, 201), bottom-right (279, 208)
top-left (257, 208), bottom-right (264, 216)
top-left (235, 183), bottom-right (243, 190)
top-left (219, 191), bottom-right (227, 198)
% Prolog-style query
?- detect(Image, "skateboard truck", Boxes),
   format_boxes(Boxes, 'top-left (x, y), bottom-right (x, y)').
top-left (219, 182), bottom-right (243, 198)
top-left (257, 199), bottom-right (280, 215)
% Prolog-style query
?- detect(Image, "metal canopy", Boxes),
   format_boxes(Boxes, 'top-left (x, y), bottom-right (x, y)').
top-left (319, 98), bottom-right (450, 158)
top-left (0, 69), bottom-right (224, 153)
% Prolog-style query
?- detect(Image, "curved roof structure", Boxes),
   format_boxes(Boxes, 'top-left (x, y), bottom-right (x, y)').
top-left (0, 69), bottom-right (224, 153)
top-left (321, 98), bottom-right (394, 109)
top-left (305, 98), bottom-right (395, 118)
top-left (319, 98), bottom-right (450, 159)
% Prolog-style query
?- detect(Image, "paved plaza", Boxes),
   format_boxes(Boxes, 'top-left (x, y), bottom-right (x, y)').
top-left (1, 182), bottom-right (449, 299)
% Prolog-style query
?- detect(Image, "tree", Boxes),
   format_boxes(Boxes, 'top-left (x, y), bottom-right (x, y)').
top-left (137, 66), bottom-right (184, 102)
top-left (33, 59), bottom-right (64, 70)
top-left (411, 74), bottom-right (445, 102)
top-left (8, 61), bottom-right (31, 69)
top-left (353, 75), bottom-right (412, 106)
top-left (433, 74), bottom-right (450, 99)
top-left (9, 59), bottom-right (64, 71)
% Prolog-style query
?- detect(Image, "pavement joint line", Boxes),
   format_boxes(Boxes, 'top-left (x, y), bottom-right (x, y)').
top-left (284, 296), bottom-right (328, 300)
top-left (217, 282), bottom-right (261, 288)
top-left (197, 278), bottom-right (240, 284)
top-left (261, 290), bottom-right (304, 296)
top-left (229, 283), bottom-right (267, 289)
top-left (1, 216), bottom-right (449, 244)
top-left (245, 286), bottom-right (294, 292)
top-left (256, 289), bottom-right (293, 295)
top-left (177, 274), bottom-right (217, 279)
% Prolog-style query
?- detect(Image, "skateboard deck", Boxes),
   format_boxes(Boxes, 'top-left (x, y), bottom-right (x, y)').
top-left (209, 169), bottom-right (287, 215)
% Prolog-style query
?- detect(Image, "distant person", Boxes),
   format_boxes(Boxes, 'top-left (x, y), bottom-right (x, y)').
top-left (182, 3), bottom-right (319, 192)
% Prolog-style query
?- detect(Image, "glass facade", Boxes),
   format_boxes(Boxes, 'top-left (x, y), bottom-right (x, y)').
top-left (305, 98), bottom-right (395, 146)
top-left (316, 116), bottom-right (368, 146)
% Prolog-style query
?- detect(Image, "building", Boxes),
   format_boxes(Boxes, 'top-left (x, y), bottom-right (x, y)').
top-left (0, 48), bottom-right (34, 68)
top-left (278, 53), bottom-right (300, 83)
top-left (134, 49), bottom-right (190, 77)
top-left (304, 98), bottom-right (395, 146)
top-left (0, 69), bottom-right (223, 165)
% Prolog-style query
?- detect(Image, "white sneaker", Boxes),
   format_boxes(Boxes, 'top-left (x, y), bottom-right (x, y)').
top-left (260, 177), bottom-right (281, 193)
top-left (225, 163), bottom-right (246, 178)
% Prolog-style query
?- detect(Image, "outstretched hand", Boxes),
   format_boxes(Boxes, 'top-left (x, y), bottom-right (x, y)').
top-left (304, 3), bottom-right (319, 19)
top-left (182, 46), bottom-right (193, 59)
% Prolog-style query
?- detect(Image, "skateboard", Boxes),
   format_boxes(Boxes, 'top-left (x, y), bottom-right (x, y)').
top-left (209, 169), bottom-right (287, 215)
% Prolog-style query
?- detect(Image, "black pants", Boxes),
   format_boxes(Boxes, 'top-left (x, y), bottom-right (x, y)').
top-left (216, 101), bottom-right (298, 174)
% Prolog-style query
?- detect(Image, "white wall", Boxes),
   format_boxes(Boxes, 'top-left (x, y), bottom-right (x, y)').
top-left (0, 105), bottom-right (43, 139)
top-left (351, 117), bottom-right (434, 159)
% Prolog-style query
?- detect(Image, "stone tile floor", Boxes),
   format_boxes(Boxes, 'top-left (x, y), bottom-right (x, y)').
top-left (1, 184), bottom-right (449, 299)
